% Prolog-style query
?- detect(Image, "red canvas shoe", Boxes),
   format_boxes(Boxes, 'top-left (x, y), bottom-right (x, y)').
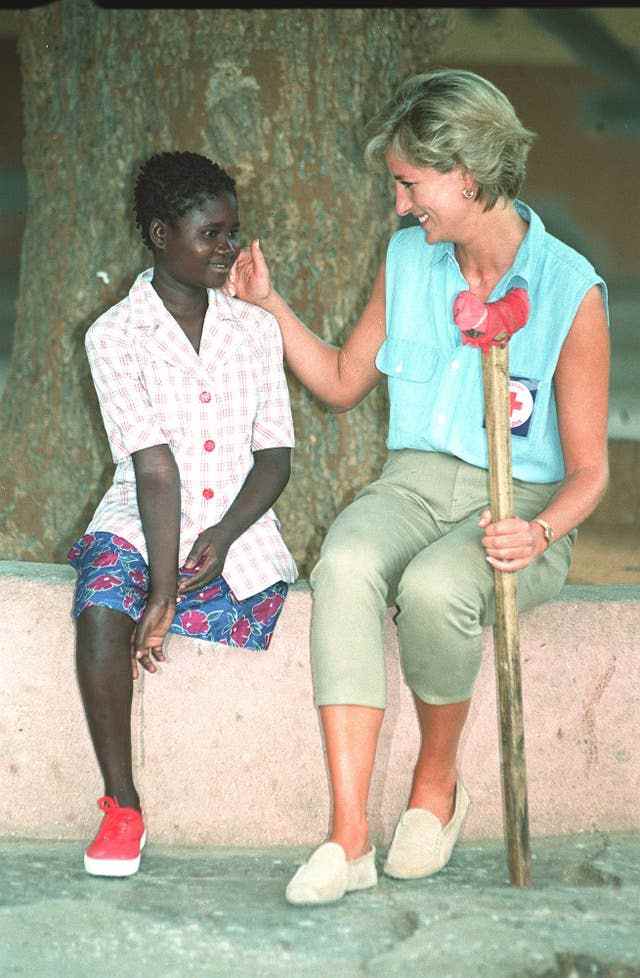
top-left (84, 795), bottom-right (146, 877)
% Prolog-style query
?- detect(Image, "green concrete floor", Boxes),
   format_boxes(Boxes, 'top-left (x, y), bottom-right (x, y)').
top-left (1, 833), bottom-right (639, 978)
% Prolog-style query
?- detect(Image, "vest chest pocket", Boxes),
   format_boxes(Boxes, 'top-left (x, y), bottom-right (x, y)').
top-left (375, 338), bottom-right (440, 382)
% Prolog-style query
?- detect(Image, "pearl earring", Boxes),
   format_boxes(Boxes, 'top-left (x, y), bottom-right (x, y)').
top-left (462, 188), bottom-right (475, 200)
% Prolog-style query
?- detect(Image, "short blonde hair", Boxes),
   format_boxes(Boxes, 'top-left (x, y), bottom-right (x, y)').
top-left (364, 68), bottom-right (537, 210)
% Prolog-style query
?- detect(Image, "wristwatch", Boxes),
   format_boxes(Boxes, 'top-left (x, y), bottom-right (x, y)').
top-left (532, 518), bottom-right (554, 547)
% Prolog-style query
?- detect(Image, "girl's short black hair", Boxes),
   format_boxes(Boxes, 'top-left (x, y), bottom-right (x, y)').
top-left (134, 151), bottom-right (237, 249)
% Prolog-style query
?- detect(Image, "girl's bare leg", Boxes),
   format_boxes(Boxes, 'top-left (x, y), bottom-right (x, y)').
top-left (76, 605), bottom-right (140, 809)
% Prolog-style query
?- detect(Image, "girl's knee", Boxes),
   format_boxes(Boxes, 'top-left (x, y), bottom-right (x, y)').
top-left (76, 605), bottom-right (135, 655)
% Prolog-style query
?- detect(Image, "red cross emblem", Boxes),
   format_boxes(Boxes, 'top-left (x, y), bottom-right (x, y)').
top-left (509, 390), bottom-right (524, 416)
top-left (508, 380), bottom-right (534, 429)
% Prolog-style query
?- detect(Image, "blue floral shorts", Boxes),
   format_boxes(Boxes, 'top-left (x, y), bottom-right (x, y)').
top-left (67, 532), bottom-right (288, 651)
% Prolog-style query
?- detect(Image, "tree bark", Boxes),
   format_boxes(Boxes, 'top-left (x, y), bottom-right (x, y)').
top-left (0, 2), bottom-right (452, 571)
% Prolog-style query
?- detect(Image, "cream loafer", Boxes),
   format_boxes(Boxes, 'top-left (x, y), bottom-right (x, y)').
top-left (286, 842), bottom-right (377, 906)
top-left (383, 781), bottom-right (470, 879)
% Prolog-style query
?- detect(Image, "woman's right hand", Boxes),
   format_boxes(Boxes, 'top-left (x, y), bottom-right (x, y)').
top-left (225, 238), bottom-right (273, 307)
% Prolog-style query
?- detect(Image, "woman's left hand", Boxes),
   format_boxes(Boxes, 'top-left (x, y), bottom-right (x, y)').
top-left (177, 527), bottom-right (232, 594)
top-left (478, 508), bottom-right (545, 573)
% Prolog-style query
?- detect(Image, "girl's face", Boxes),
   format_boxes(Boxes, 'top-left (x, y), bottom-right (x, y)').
top-left (385, 150), bottom-right (477, 245)
top-left (154, 192), bottom-right (240, 291)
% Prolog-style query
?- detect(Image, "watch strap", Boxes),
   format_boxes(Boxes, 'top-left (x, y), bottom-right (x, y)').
top-left (532, 517), bottom-right (554, 545)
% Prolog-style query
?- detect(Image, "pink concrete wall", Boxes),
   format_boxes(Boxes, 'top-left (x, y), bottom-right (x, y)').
top-left (1, 563), bottom-right (638, 846)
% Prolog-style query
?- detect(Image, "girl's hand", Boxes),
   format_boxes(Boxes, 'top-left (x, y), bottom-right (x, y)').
top-left (225, 239), bottom-right (273, 306)
top-left (177, 527), bottom-right (232, 594)
top-left (478, 508), bottom-right (546, 573)
top-left (130, 594), bottom-right (176, 679)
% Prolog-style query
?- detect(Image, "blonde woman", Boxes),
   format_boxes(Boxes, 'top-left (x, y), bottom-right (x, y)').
top-left (230, 69), bottom-right (609, 904)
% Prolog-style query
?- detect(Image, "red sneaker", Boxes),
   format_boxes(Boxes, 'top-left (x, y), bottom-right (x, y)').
top-left (84, 795), bottom-right (146, 877)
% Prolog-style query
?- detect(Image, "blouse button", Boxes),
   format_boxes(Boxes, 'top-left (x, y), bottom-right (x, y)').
top-left (199, 391), bottom-right (212, 404)
top-left (204, 439), bottom-right (215, 452)
top-left (202, 488), bottom-right (214, 500)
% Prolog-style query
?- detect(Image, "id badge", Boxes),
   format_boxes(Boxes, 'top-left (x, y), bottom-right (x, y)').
top-left (509, 376), bottom-right (538, 437)
top-left (482, 375), bottom-right (539, 438)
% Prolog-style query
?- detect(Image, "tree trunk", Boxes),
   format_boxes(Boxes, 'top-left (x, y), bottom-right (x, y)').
top-left (0, 2), bottom-right (452, 572)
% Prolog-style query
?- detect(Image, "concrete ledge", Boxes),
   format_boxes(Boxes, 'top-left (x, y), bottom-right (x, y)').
top-left (2, 561), bottom-right (639, 846)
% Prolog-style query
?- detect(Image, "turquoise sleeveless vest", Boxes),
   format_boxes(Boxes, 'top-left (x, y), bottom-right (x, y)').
top-left (375, 200), bottom-right (608, 483)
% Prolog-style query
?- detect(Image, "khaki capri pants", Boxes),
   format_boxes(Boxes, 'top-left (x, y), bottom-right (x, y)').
top-left (310, 450), bottom-right (574, 708)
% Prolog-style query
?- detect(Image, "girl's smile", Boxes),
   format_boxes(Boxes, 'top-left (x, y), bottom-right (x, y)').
top-left (153, 192), bottom-right (240, 292)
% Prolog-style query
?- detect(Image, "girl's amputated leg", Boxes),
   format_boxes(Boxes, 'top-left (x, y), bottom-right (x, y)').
top-left (76, 605), bottom-right (140, 810)
top-left (320, 704), bottom-right (384, 860)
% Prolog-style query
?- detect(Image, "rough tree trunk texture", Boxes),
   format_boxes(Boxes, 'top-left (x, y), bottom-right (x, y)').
top-left (0, 2), bottom-right (452, 572)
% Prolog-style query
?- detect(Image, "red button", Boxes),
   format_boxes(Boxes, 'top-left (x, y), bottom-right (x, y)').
top-left (199, 391), bottom-right (211, 404)
top-left (202, 488), bottom-right (214, 500)
top-left (204, 439), bottom-right (215, 452)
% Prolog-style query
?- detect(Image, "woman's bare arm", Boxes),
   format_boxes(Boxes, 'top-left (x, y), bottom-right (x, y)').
top-left (539, 283), bottom-right (610, 533)
top-left (481, 284), bottom-right (610, 570)
top-left (229, 239), bottom-right (385, 411)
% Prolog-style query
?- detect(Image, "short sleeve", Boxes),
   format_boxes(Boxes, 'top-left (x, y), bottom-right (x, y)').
top-left (85, 319), bottom-right (170, 464)
top-left (250, 311), bottom-right (295, 451)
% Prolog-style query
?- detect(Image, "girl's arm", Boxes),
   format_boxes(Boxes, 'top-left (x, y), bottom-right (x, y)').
top-left (130, 443), bottom-right (181, 674)
top-left (229, 239), bottom-right (386, 411)
top-left (178, 447), bottom-right (291, 594)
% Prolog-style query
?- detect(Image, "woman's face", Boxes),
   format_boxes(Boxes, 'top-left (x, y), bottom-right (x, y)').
top-left (154, 192), bottom-right (240, 291)
top-left (385, 150), bottom-right (476, 245)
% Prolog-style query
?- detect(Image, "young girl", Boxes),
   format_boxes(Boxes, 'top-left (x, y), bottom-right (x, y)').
top-left (68, 151), bottom-right (297, 877)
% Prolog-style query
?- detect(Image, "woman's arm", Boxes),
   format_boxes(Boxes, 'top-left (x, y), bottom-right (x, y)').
top-left (130, 443), bottom-right (181, 674)
top-left (177, 447), bottom-right (291, 594)
top-left (229, 239), bottom-right (385, 411)
top-left (534, 283), bottom-right (610, 535)
top-left (481, 284), bottom-right (610, 570)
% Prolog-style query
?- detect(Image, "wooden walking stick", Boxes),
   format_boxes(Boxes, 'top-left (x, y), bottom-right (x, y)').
top-left (482, 343), bottom-right (532, 887)
top-left (454, 287), bottom-right (532, 887)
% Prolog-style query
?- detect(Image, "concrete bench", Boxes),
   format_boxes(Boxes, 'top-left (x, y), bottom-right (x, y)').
top-left (1, 560), bottom-right (638, 847)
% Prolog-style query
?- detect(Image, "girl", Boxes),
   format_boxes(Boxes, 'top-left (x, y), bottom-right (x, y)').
top-left (68, 151), bottom-right (297, 877)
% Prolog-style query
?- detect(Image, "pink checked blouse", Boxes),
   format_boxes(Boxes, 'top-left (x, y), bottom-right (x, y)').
top-left (84, 269), bottom-right (298, 600)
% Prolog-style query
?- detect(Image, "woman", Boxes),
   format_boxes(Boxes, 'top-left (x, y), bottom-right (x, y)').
top-left (68, 151), bottom-right (297, 877)
top-left (229, 69), bottom-right (609, 905)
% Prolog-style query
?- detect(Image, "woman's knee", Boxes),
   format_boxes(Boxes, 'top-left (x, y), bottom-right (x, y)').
top-left (396, 559), bottom-right (484, 635)
top-left (394, 562), bottom-right (485, 702)
top-left (400, 643), bottom-right (482, 705)
top-left (310, 528), bottom-right (391, 595)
